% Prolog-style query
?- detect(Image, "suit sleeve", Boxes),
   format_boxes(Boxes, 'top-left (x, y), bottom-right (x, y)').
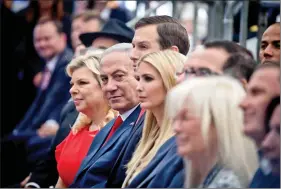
top-left (26, 101), bottom-right (75, 188)
top-left (33, 67), bottom-right (71, 125)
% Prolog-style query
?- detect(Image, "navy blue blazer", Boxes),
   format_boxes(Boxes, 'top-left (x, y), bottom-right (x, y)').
top-left (70, 105), bottom-right (141, 188)
top-left (127, 136), bottom-right (185, 188)
top-left (106, 112), bottom-right (145, 188)
top-left (13, 48), bottom-right (73, 134)
top-left (249, 168), bottom-right (280, 188)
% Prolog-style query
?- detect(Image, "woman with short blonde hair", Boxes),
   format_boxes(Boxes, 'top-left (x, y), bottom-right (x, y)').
top-left (55, 50), bottom-right (118, 188)
top-left (122, 50), bottom-right (186, 187)
top-left (167, 76), bottom-right (259, 188)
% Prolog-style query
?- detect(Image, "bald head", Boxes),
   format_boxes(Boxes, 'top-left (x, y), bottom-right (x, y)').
top-left (185, 48), bottom-right (229, 73)
top-left (260, 23), bottom-right (280, 64)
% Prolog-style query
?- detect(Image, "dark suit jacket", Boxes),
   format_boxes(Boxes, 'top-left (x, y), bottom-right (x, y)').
top-left (13, 48), bottom-right (73, 134)
top-left (106, 112), bottom-right (145, 188)
top-left (249, 168), bottom-right (280, 188)
top-left (127, 136), bottom-right (185, 188)
top-left (26, 100), bottom-right (78, 188)
top-left (70, 105), bottom-right (141, 188)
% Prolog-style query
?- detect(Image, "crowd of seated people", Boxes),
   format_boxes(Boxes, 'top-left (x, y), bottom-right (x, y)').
top-left (1, 2), bottom-right (280, 188)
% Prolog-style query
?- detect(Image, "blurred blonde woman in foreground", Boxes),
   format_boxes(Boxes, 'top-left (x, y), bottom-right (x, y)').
top-left (167, 76), bottom-right (258, 188)
top-left (55, 50), bottom-right (118, 188)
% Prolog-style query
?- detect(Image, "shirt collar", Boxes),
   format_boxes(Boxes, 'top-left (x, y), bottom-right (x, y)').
top-left (46, 55), bottom-right (59, 73)
top-left (120, 104), bottom-right (139, 121)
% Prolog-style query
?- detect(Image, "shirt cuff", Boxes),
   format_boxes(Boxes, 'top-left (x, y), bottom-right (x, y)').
top-left (25, 182), bottom-right (40, 188)
top-left (45, 120), bottom-right (59, 128)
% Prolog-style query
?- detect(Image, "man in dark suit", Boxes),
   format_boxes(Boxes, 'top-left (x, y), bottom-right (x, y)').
top-left (69, 43), bottom-right (141, 188)
top-left (24, 100), bottom-right (78, 188)
top-left (8, 17), bottom-right (73, 165)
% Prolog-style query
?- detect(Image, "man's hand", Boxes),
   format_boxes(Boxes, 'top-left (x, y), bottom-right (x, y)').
top-left (37, 120), bottom-right (59, 138)
top-left (33, 72), bottom-right (43, 88)
top-left (20, 173), bottom-right (31, 187)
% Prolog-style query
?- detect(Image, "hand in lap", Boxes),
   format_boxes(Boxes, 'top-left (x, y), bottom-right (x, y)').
top-left (37, 122), bottom-right (59, 138)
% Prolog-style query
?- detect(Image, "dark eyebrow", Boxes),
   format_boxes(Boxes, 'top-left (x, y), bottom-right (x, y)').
top-left (272, 40), bottom-right (280, 45)
top-left (250, 86), bottom-right (266, 94)
top-left (138, 41), bottom-right (150, 45)
top-left (141, 73), bottom-right (154, 77)
top-left (97, 46), bottom-right (107, 50)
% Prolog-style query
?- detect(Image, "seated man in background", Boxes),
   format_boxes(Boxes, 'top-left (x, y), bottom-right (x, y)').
top-left (176, 40), bottom-right (255, 83)
top-left (249, 96), bottom-right (280, 188)
top-left (79, 18), bottom-right (134, 49)
top-left (259, 22), bottom-right (280, 64)
top-left (223, 53), bottom-right (256, 89)
top-left (240, 62), bottom-right (280, 188)
top-left (8, 18), bottom-right (73, 165)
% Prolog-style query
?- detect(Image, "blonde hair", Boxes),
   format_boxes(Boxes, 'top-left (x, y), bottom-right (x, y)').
top-left (66, 51), bottom-right (118, 134)
top-left (166, 76), bottom-right (259, 187)
top-left (123, 50), bottom-right (186, 186)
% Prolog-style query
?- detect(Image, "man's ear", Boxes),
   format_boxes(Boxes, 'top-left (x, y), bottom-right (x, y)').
top-left (169, 46), bottom-right (179, 53)
top-left (240, 78), bottom-right (248, 90)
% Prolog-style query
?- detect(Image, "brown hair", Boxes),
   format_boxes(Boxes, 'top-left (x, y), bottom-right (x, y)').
top-left (223, 53), bottom-right (256, 81)
top-left (72, 10), bottom-right (104, 28)
top-left (135, 16), bottom-right (190, 55)
top-left (25, 0), bottom-right (64, 23)
top-left (36, 17), bottom-right (64, 34)
top-left (204, 40), bottom-right (254, 59)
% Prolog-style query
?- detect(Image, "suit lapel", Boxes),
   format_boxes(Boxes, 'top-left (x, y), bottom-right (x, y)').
top-left (137, 137), bottom-right (176, 187)
top-left (94, 105), bottom-right (141, 161)
top-left (46, 50), bottom-right (65, 87)
top-left (76, 105), bottom-right (141, 178)
top-left (78, 119), bottom-right (115, 173)
top-left (107, 111), bottom-right (145, 183)
top-left (121, 112), bottom-right (145, 150)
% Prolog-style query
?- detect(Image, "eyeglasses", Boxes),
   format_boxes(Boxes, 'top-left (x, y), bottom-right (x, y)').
top-left (184, 67), bottom-right (220, 77)
top-left (175, 67), bottom-right (220, 80)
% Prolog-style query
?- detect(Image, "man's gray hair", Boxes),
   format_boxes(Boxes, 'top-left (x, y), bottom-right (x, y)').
top-left (100, 43), bottom-right (132, 62)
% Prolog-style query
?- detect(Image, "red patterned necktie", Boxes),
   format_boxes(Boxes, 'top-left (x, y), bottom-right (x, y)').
top-left (104, 116), bottom-right (123, 143)
top-left (41, 67), bottom-right (51, 90)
